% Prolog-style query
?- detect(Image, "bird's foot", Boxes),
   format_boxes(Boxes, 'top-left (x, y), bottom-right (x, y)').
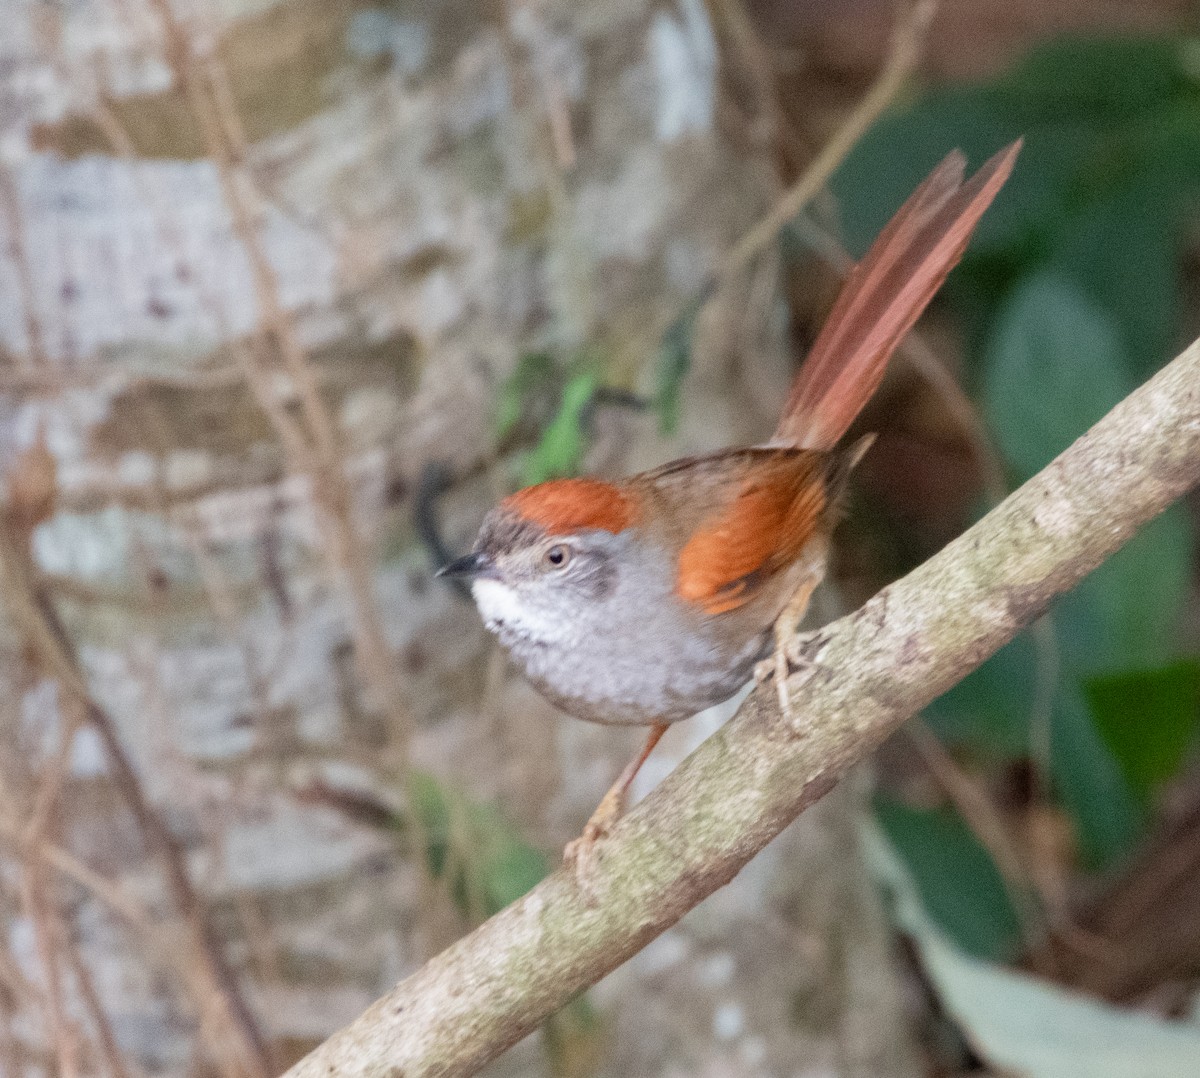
top-left (562, 787), bottom-right (623, 902)
top-left (755, 628), bottom-right (820, 735)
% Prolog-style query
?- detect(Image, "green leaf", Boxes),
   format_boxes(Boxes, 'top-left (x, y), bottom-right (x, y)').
top-left (874, 799), bottom-right (1021, 961)
top-left (521, 369), bottom-right (599, 485)
top-left (655, 297), bottom-right (700, 436)
top-left (482, 824), bottom-right (548, 914)
top-left (1131, 98), bottom-right (1200, 194)
top-left (409, 769), bottom-right (453, 876)
top-left (1047, 185), bottom-right (1181, 376)
top-left (1049, 686), bottom-right (1143, 866)
top-left (1055, 504), bottom-right (1193, 674)
top-left (406, 771), bottom-right (549, 919)
top-left (983, 272), bottom-right (1132, 480)
top-left (496, 351), bottom-right (557, 439)
top-left (982, 274), bottom-right (1192, 675)
top-left (983, 271), bottom-right (1193, 674)
top-left (1000, 36), bottom-right (1191, 120)
top-left (924, 634), bottom-right (1037, 757)
top-left (865, 821), bottom-right (1200, 1078)
top-left (1084, 660), bottom-right (1200, 799)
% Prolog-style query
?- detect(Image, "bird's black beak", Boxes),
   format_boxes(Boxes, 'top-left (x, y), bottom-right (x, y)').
top-left (436, 551), bottom-right (492, 580)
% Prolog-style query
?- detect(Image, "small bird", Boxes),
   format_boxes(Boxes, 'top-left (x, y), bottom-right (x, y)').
top-left (441, 142), bottom-right (1020, 871)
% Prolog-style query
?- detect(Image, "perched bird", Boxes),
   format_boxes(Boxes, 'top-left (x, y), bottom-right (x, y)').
top-left (441, 142), bottom-right (1021, 870)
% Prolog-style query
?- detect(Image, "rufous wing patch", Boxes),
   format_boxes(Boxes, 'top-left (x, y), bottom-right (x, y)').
top-left (676, 455), bottom-right (826, 615)
top-left (504, 478), bottom-right (638, 535)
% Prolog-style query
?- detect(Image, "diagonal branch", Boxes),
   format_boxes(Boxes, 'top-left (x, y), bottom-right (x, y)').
top-left (286, 335), bottom-right (1200, 1078)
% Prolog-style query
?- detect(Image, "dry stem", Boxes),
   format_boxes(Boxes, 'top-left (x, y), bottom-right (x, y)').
top-left (714, 0), bottom-right (935, 292)
top-left (0, 524), bottom-right (271, 1078)
top-left (620, 0), bottom-right (934, 379)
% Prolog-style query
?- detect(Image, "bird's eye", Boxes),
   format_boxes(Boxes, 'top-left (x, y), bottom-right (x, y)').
top-left (543, 544), bottom-right (571, 570)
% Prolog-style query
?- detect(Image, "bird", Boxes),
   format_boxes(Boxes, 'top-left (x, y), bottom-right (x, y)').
top-left (440, 141), bottom-right (1021, 873)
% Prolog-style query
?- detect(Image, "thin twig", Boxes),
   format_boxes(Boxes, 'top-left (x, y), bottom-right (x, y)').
top-left (715, 0), bottom-right (935, 293)
top-left (0, 814), bottom-right (150, 932)
top-left (143, 0), bottom-right (415, 771)
top-left (707, 0), bottom-right (806, 170)
top-left (19, 858), bottom-right (80, 1078)
top-left (620, 0), bottom-right (935, 386)
top-left (0, 522), bottom-right (272, 1078)
top-left (13, 671), bottom-right (85, 1077)
top-left (903, 720), bottom-right (1054, 972)
top-left (138, 0), bottom-right (447, 943)
top-left (82, 704), bottom-right (271, 1078)
top-left (0, 804), bottom-right (284, 1069)
top-left (55, 903), bottom-right (138, 1078)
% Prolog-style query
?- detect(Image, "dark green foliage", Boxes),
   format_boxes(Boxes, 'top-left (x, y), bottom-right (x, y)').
top-left (875, 799), bottom-right (1022, 961)
top-left (982, 272), bottom-right (1130, 480)
top-left (408, 770), bottom-right (548, 919)
top-left (1050, 686), bottom-right (1144, 863)
top-left (924, 634), bottom-right (1040, 757)
top-left (522, 369), bottom-right (600, 486)
top-left (833, 36), bottom-right (1200, 372)
top-left (497, 351), bottom-right (602, 487)
top-left (853, 35), bottom-right (1200, 931)
top-left (1085, 661), bottom-right (1200, 800)
top-left (654, 297), bottom-right (701, 436)
top-left (921, 264), bottom-right (1191, 865)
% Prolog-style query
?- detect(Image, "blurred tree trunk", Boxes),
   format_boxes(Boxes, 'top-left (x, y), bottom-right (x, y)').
top-left (0, 0), bottom-right (919, 1074)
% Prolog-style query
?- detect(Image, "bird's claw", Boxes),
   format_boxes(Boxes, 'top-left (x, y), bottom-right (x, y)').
top-left (563, 789), bottom-right (624, 902)
top-left (755, 631), bottom-right (818, 735)
top-left (563, 820), bottom-right (609, 903)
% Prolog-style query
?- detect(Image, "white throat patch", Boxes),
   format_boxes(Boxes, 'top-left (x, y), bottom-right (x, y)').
top-left (471, 578), bottom-right (554, 642)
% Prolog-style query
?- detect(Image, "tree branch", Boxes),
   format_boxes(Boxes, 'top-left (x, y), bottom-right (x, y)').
top-left (286, 338), bottom-right (1200, 1078)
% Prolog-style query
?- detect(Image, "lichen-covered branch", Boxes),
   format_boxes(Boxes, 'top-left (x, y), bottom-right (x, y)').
top-left (285, 338), bottom-right (1200, 1078)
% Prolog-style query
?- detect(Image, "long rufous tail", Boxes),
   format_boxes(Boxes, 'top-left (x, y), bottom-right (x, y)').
top-left (774, 140), bottom-right (1021, 450)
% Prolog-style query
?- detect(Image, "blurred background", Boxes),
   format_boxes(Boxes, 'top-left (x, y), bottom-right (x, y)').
top-left (2, 0), bottom-right (1200, 1075)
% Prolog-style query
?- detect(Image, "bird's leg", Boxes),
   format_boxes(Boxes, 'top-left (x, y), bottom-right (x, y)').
top-left (564, 722), bottom-right (668, 892)
top-left (755, 555), bottom-right (826, 723)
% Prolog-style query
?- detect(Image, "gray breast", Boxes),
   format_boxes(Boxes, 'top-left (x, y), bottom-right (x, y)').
top-left (503, 534), bottom-right (770, 725)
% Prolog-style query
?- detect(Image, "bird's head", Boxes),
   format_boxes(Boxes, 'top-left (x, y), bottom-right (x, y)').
top-left (438, 478), bottom-right (639, 642)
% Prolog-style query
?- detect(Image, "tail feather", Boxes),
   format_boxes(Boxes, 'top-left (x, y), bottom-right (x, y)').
top-left (775, 140), bottom-right (1021, 449)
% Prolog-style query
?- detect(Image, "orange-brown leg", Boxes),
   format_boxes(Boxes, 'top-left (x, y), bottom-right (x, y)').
top-left (564, 722), bottom-right (668, 885)
top-left (755, 555), bottom-right (825, 721)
